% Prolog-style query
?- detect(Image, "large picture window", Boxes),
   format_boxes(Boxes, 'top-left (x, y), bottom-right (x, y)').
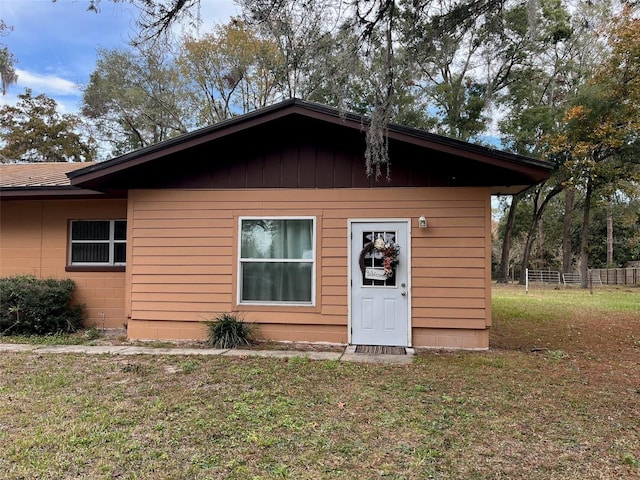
top-left (69, 220), bottom-right (126, 265)
top-left (239, 218), bottom-right (315, 304)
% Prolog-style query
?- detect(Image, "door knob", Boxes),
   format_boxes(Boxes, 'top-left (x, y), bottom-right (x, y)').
top-left (401, 291), bottom-right (406, 296)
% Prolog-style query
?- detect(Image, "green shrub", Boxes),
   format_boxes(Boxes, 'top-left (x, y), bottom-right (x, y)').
top-left (0, 275), bottom-right (85, 335)
top-left (205, 313), bottom-right (256, 349)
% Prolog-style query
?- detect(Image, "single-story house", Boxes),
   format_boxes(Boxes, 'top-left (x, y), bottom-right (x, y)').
top-left (0, 99), bottom-right (552, 349)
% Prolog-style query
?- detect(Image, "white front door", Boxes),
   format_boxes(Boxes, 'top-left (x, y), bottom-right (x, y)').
top-left (350, 221), bottom-right (410, 347)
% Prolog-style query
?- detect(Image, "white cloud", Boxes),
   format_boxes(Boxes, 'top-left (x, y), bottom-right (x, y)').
top-left (1, 70), bottom-right (81, 114)
top-left (1, 0), bottom-right (235, 114)
top-left (15, 69), bottom-right (79, 96)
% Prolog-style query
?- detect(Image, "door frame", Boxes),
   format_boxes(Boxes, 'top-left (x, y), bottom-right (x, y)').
top-left (347, 218), bottom-right (412, 347)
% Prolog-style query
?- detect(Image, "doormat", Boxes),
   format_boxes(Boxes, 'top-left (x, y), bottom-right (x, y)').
top-left (354, 345), bottom-right (407, 355)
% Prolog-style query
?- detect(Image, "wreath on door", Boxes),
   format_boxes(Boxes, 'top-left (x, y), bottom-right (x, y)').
top-left (359, 238), bottom-right (400, 278)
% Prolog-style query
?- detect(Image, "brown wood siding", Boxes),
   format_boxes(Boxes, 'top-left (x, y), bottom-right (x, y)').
top-left (127, 187), bottom-right (491, 346)
top-left (0, 199), bottom-right (128, 329)
top-left (90, 114), bottom-right (543, 194)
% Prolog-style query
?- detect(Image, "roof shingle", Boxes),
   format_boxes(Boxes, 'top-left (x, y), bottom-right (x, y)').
top-left (0, 162), bottom-right (94, 188)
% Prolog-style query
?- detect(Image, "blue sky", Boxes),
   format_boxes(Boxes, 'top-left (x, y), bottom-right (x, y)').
top-left (0, 0), bottom-right (237, 113)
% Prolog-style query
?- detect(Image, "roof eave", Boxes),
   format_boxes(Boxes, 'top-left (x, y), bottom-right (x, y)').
top-left (491, 184), bottom-right (539, 195)
top-left (0, 186), bottom-right (110, 200)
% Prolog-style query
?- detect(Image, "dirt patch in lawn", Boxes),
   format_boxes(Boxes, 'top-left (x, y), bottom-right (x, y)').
top-left (490, 286), bottom-right (640, 463)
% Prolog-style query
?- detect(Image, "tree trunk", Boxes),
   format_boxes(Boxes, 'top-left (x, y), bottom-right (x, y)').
top-left (606, 208), bottom-right (613, 266)
top-left (562, 189), bottom-right (575, 273)
top-left (538, 213), bottom-right (545, 268)
top-left (519, 183), bottom-right (563, 284)
top-left (580, 178), bottom-right (593, 288)
top-left (520, 189), bottom-right (542, 284)
top-left (496, 194), bottom-right (520, 283)
top-left (520, 232), bottom-right (535, 285)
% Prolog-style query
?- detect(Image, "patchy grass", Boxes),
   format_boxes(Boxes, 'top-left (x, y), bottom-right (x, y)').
top-left (0, 330), bottom-right (344, 352)
top-left (0, 287), bottom-right (638, 479)
top-left (0, 332), bottom-right (90, 346)
top-left (494, 284), bottom-right (640, 317)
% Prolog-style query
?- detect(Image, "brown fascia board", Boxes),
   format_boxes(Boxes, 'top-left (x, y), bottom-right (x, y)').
top-left (0, 186), bottom-right (109, 200)
top-left (69, 99), bottom-right (553, 188)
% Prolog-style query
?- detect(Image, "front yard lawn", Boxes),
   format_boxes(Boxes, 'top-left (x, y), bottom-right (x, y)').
top-left (0, 286), bottom-right (638, 479)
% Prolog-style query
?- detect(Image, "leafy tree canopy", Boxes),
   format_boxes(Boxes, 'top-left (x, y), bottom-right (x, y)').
top-left (548, 7), bottom-right (640, 188)
top-left (0, 89), bottom-right (96, 163)
top-left (82, 44), bottom-right (191, 155)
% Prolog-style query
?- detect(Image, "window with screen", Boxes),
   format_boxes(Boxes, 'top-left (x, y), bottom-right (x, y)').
top-left (69, 220), bottom-right (126, 266)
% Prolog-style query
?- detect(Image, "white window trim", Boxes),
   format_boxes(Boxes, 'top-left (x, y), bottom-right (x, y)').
top-left (238, 216), bottom-right (316, 306)
top-left (69, 220), bottom-right (127, 266)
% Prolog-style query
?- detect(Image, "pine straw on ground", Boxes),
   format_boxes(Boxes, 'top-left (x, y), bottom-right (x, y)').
top-left (0, 287), bottom-right (638, 479)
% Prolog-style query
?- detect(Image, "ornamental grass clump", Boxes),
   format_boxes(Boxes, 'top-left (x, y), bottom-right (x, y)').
top-left (205, 313), bottom-right (256, 349)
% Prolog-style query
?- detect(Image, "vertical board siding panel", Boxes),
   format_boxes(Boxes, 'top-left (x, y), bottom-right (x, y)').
top-left (245, 154), bottom-right (264, 188)
top-left (385, 158), bottom-right (410, 186)
top-left (351, 153), bottom-right (370, 188)
top-left (281, 145), bottom-right (300, 188)
top-left (210, 163), bottom-right (230, 188)
top-left (227, 160), bottom-right (248, 188)
top-left (334, 152), bottom-right (353, 188)
top-left (298, 145), bottom-right (316, 187)
top-left (316, 146), bottom-right (335, 188)
top-left (263, 151), bottom-right (282, 187)
top-left (128, 187), bottom-right (490, 345)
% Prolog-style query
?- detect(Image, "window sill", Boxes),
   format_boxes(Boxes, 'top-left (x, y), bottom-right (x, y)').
top-left (239, 302), bottom-right (314, 307)
top-left (65, 265), bottom-right (126, 273)
top-left (235, 302), bottom-right (320, 314)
